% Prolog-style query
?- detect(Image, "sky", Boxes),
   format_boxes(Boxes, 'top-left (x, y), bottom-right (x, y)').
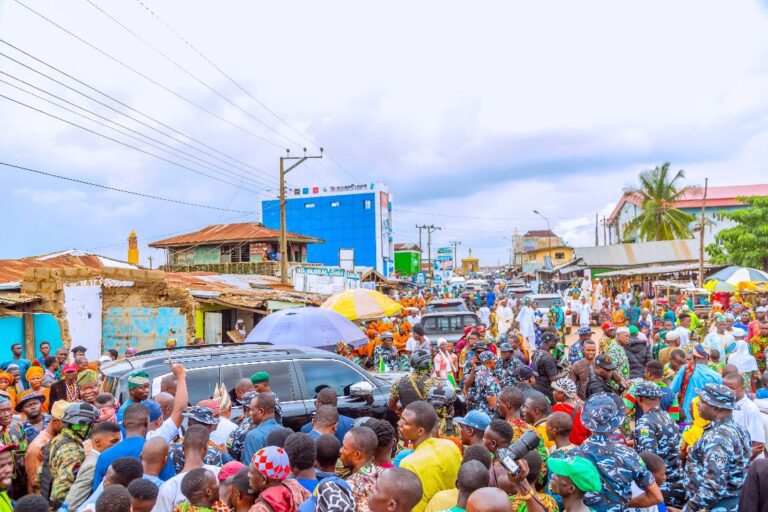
top-left (1, 0), bottom-right (767, 267)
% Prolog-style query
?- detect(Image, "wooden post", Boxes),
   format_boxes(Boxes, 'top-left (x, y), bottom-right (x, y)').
top-left (23, 309), bottom-right (35, 360)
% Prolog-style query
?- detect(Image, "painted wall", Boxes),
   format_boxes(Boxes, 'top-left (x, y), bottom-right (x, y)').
top-left (194, 245), bottom-right (221, 265)
top-left (63, 284), bottom-right (103, 358)
top-left (0, 314), bottom-right (63, 362)
top-left (102, 307), bottom-right (187, 354)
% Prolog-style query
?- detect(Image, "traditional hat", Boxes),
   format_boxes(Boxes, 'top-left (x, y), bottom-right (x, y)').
top-left (218, 461), bottom-right (245, 482)
top-left (251, 446), bottom-right (291, 481)
top-left (127, 371), bottom-right (150, 388)
top-left (197, 399), bottom-right (221, 416)
top-left (50, 400), bottom-right (71, 419)
top-left (25, 366), bottom-right (44, 380)
top-left (62, 363), bottom-right (78, 374)
top-left (77, 370), bottom-right (99, 385)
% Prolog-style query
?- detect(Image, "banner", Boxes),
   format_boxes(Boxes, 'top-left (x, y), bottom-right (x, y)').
top-left (293, 266), bottom-right (360, 294)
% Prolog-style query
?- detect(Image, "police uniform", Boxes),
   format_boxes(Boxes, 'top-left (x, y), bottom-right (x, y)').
top-left (226, 392), bottom-right (257, 461)
top-left (466, 352), bottom-right (501, 416)
top-left (631, 382), bottom-right (685, 507)
top-left (684, 384), bottom-right (751, 512)
top-left (170, 406), bottom-right (233, 472)
top-left (373, 344), bottom-right (400, 372)
top-left (577, 393), bottom-right (655, 512)
top-left (48, 428), bottom-right (86, 507)
top-left (493, 343), bottom-right (524, 387)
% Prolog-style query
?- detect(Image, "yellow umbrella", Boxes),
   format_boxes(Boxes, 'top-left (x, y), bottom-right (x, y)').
top-left (321, 288), bottom-right (403, 321)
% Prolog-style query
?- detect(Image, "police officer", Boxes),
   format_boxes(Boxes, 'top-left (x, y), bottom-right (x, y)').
top-left (631, 381), bottom-right (685, 508)
top-left (461, 339), bottom-right (489, 381)
top-left (577, 393), bottom-right (663, 512)
top-left (226, 391), bottom-right (256, 460)
top-left (585, 354), bottom-right (625, 399)
top-left (684, 383), bottom-right (751, 512)
top-left (465, 351), bottom-right (501, 416)
top-left (46, 402), bottom-right (98, 508)
top-left (493, 342), bottom-right (523, 387)
top-left (388, 348), bottom-right (441, 411)
top-left (170, 406), bottom-right (233, 472)
top-left (373, 332), bottom-right (400, 372)
top-left (427, 384), bottom-right (460, 439)
top-left (568, 326), bottom-right (593, 365)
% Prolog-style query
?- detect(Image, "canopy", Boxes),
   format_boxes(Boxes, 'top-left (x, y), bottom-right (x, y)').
top-left (321, 288), bottom-right (403, 321)
top-left (244, 306), bottom-right (368, 348)
top-left (707, 266), bottom-right (768, 285)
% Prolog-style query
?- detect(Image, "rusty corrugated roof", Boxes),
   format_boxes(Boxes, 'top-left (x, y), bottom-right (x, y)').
top-left (0, 292), bottom-right (41, 306)
top-left (0, 252), bottom-right (140, 284)
top-left (148, 222), bottom-right (323, 248)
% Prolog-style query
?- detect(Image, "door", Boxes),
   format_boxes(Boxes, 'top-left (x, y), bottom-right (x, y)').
top-left (204, 312), bottom-right (222, 344)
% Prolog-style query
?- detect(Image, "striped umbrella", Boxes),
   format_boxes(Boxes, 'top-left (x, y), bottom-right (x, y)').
top-left (707, 266), bottom-right (768, 285)
top-left (321, 288), bottom-right (403, 321)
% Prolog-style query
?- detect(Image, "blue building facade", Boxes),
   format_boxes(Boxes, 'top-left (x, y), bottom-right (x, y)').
top-left (262, 183), bottom-right (393, 276)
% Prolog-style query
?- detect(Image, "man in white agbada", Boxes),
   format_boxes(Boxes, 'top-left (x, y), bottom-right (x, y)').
top-left (575, 296), bottom-right (592, 329)
top-left (235, 319), bottom-right (247, 337)
top-left (495, 298), bottom-right (514, 336)
top-left (515, 297), bottom-right (536, 350)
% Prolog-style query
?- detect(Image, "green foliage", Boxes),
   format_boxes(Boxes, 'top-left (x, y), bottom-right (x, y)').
top-left (623, 162), bottom-right (695, 242)
top-left (705, 196), bottom-right (768, 270)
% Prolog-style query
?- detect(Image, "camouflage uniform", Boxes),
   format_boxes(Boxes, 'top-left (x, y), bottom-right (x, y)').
top-left (169, 439), bottom-right (232, 473)
top-left (633, 406), bottom-right (685, 507)
top-left (389, 370), bottom-right (441, 409)
top-left (493, 356), bottom-right (523, 387)
top-left (49, 428), bottom-right (86, 507)
top-left (373, 345), bottom-right (400, 372)
top-left (466, 366), bottom-right (501, 416)
top-left (226, 416), bottom-right (253, 461)
top-left (685, 418), bottom-right (750, 512)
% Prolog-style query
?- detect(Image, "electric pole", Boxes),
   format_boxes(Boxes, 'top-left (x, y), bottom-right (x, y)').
top-left (279, 148), bottom-right (323, 283)
top-left (417, 224), bottom-right (441, 283)
top-left (602, 216), bottom-right (608, 246)
top-left (416, 225), bottom-right (424, 270)
top-left (450, 240), bottom-right (461, 272)
top-left (697, 178), bottom-right (709, 288)
top-left (595, 212), bottom-right (599, 247)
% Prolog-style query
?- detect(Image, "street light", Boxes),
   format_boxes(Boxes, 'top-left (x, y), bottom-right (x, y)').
top-left (532, 209), bottom-right (552, 269)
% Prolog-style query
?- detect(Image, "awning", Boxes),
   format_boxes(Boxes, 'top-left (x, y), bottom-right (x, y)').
top-left (597, 262), bottom-right (722, 278)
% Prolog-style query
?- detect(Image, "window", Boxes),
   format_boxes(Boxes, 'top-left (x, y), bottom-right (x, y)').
top-left (221, 244), bottom-right (250, 263)
top-left (363, 200), bottom-right (372, 210)
top-left (297, 360), bottom-right (367, 399)
top-left (330, 201), bottom-right (341, 207)
top-left (555, 252), bottom-right (565, 260)
top-left (184, 367), bottom-right (220, 404)
top-left (304, 202), bottom-right (315, 209)
top-left (220, 361), bottom-right (294, 402)
top-left (462, 315), bottom-right (479, 328)
top-left (170, 249), bottom-right (193, 265)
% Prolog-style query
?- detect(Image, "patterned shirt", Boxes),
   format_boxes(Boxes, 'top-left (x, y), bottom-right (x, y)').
top-left (226, 416), bottom-right (253, 461)
top-left (346, 462), bottom-right (382, 512)
top-left (633, 407), bottom-right (685, 507)
top-left (373, 345), bottom-right (400, 372)
top-left (750, 335), bottom-right (768, 372)
top-left (605, 341), bottom-right (630, 380)
top-left (493, 357), bottom-right (524, 387)
top-left (508, 492), bottom-right (558, 512)
top-left (466, 367), bottom-right (501, 416)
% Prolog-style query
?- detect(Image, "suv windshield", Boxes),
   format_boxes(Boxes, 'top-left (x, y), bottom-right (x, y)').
top-left (422, 314), bottom-right (478, 332)
top-left (534, 297), bottom-right (561, 308)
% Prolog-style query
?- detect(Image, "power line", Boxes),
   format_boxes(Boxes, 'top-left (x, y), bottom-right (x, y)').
top-left (12, 0), bottom-right (291, 150)
top-left (0, 92), bottom-right (266, 194)
top-left (0, 39), bottom-right (277, 183)
top-left (0, 74), bottom-right (277, 191)
top-left (394, 208), bottom-right (597, 222)
top-left (82, 0), bottom-right (305, 150)
top-left (1, 161), bottom-right (258, 213)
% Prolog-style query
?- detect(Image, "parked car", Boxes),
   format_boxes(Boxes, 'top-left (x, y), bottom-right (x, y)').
top-left (525, 293), bottom-right (573, 332)
top-left (101, 343), bottom-right (395, 432)
top-left (506, 287), bottom-right (533, 300)
top-left (426, 298), bottom-right (468, 313)
top-left (420, 311), bottom-right (480, 344)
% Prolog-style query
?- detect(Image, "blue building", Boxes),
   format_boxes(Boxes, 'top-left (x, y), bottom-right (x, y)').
top-left (262, 183), bottom-right (394, 276)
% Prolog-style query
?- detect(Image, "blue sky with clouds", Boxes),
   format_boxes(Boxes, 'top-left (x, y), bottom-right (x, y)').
top-left (1, 0), bottom-right (768, 266)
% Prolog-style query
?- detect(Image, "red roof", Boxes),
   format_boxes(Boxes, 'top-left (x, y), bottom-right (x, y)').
top-left (149, 222), bottom-right (322, 248)
top-left (607, 184), bottom-right (768, 224)
top-left (523, 230), bottom-right (558, 238)
top-left (0, 251), bottom-right (140, 284)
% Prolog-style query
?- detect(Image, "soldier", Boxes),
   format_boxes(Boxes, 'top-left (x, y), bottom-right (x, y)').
top-left (373, 332), bottom-right (400, 372)
top-left (170, 406), bottom-right (232, 472)
top-left (388, 349), bottom-right (441, 411)
top-left (250, 372), bottom-right (282, 424)
top-left (426, 385), bottom-right (460, 440)
top-left (631, 381), bottom-right (685, 508)
top-left (684, 383), bottom-right (751, 512)
top-left (226, 391), bottom-right (257, 461)
top-left (465, 351), bottom-right (501, 416)
top-left (493, 343), bottom-right (523, 387)
top-left (47, 402), bottom-right (98, 508)
top-left (585, 355), bottom-right (625, 399)
top-left (577, 393), bottom-right (663, 512)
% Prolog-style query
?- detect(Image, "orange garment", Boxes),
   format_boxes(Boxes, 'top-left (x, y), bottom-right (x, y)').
top-left (24, 426), bottom-right (52, 493)
top-left (18, 387), bottom-right (50, 413)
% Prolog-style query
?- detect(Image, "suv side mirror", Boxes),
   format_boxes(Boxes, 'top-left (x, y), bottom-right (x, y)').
top-left (349, 381), bottom-right (374, 397)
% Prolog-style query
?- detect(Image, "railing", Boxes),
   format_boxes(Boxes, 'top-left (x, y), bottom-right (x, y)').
top-left (160, 261), bottom-right (322, 276)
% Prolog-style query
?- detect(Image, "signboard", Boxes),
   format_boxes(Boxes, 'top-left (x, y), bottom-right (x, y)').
top-left (293, 266), bottom-right (360, 294)
top-left (437, 247), bottom-right (453, 271)
top-left (339, 249), bottom-right (355, 271)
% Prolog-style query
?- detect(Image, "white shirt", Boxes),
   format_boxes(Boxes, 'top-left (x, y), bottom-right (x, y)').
top-left (496, 305), bottom-right (514, 333)
top-left (576, 303), bottom-right (591, 326)
top-left (702, 331), bottom-right (735, 356)
top-left (210, 416), bottom-right (238, 445)
top-left (152, 465), bottom-right (221, 512)
top-left (733, 395), bottom-right (766, 457)
top-left (672, 326), bottom-right (691, 349)
top-left (516, 305), bottom-right (535, 342)
top-left (628, 482), bottom-right (658, 512)
top-left (147, 417), bottom-right (179, 443)
top-left (405, 336), bottom-right (430, 353)
top-left (478, 306), bottom-right (491, 326)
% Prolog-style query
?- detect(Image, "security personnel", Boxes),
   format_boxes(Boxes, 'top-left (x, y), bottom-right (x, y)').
top-left (632, 381), bottom-right (685, 508)
top-left (577, 393), bottom-right (663, 512)
top-left (426, 385), bottom-right (460, 439)
top-left (226, 391), bottom-right (257, 460)
top-left (684, 383), bottom-right (751, 512)
top-left (466, 351), bottom-right (501, 416)
top-left (388, 349), bottom-right (441, 411)
top-left (250, 372), bottom-right (282, 424)
top-left (169, 406), bottom-right (233, 472)
top-left (373, 332), bottom-right (400, 372)
top-left (46, 402), bottom-right (98, 508)
top-left (585, 354), bottom-right (624, 399)
top-left (493, 342), bottom-right (523, 387)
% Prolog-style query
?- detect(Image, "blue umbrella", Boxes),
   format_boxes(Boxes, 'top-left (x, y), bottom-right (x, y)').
top-left (244, 307), bottom-right (369, 348)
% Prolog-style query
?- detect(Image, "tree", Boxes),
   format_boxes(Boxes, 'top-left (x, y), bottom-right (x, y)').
top-left (706, 196), bottom-right (768, 270)
top-left (623, 162), bottom-right (695, 242)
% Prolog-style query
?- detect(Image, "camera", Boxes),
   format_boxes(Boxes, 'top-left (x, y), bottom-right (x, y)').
top-left (497, 430), bottom-right (540, 476)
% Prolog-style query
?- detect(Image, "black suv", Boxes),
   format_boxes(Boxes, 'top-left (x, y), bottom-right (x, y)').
top-left (101, 344), bottom-right (394, 431)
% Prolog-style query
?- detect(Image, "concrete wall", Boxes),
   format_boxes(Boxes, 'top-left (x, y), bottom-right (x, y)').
top-left (102, 306), bottom-right (187, 353)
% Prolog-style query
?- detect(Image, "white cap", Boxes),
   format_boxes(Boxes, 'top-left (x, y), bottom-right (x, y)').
top-left (616, 326), bottom-right (630, 334)
top-left (732, 328), bottom-right (746, 338)
top-left (437, 338), bottom-right (448, 346)
top-left (665, 330), bottom-right (681, 341)
top-left (757, 307), bottom-right (768, 313)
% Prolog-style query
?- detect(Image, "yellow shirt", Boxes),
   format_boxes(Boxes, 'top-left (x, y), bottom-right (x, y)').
top-left (425, 488), bottom-right (459, 512)
top-left (400, 438), bottom-right (461, 512)
top-left (534, 421), bottom-right (554, 451)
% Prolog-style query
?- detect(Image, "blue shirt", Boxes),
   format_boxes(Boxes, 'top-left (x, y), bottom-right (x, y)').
top-left (92, 436), bottom-right (175, 491)
top-left (486, 291), bottom-right (496, 309)
top-left (300, 414), bottom-right (354, 445)
top-left (295, 478), bottom-right (319, 493)
top-left (757, 389), bottom-right (768, 400)
top-left (670, 364), bottom-right (723, 418)
top-left (242, 418), bottom-right (281, 464)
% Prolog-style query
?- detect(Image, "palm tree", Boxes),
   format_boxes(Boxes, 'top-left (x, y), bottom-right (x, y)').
top-left (623, 162), bottom-right (695, 242)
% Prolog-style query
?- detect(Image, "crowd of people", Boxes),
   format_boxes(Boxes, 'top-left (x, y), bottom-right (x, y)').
top-left (1, 284), bottom-right (768, 512)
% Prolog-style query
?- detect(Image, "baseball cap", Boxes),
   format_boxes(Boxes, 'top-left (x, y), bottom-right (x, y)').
top-left (601, 322), bottom-right (614, 331)
top-left (218, 461), bottom-right (245, 481)
top-left (594, 354), bottom-right (616, 370)
top-left (628, 326), bottom-right (639, 336)
top-left (453, 410), bottom-right (491, 431)
top-left (547, 456), bottom-right (602, 493)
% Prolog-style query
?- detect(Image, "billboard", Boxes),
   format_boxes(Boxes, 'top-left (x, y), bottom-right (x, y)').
top-left (293, 267), bottom-right (360, 294)
top-left (437, 247), bottom-right (453, 271)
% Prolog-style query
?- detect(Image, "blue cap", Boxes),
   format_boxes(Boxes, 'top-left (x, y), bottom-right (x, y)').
top-left (577, 327), bottom-right (593, 336)
top-left (454, 410), bottom-right (491, 431)
top-left (141, 399), bottom-right (163, 422)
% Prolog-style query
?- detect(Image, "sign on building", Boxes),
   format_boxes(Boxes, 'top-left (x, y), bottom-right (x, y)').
top-left (293, 266), bottom-right (361, 294)
top-left (437, 247), bottom-right (453, 271)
